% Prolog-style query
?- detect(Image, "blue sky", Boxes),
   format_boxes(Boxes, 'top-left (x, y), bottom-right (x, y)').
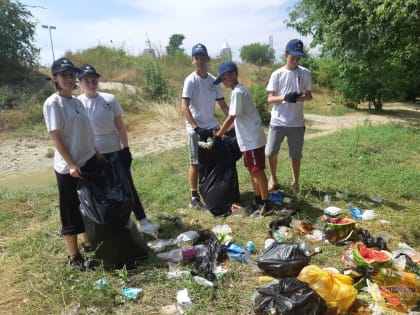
top-left (25, 0), bottom-right (307, 66)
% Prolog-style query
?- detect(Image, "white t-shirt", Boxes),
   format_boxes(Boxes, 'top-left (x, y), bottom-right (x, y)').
top-left (43, 93), bottom-right (96, 174)
top-left (229, 84), bottom-right (266, 152)
top-left (266, 65), bottom-right (312, 127)
top-left (78, 92), bottom-right (124, 154)
top-left (182, 71), bottom-right (224, 134)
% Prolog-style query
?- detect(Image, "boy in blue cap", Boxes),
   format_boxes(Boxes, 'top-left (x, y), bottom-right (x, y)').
top-left (181, 43), bottom-right (229, 210)
top-left (214, 61), bottom-right (271, 216)
top-left (265, 39), bottom-right (312, 195)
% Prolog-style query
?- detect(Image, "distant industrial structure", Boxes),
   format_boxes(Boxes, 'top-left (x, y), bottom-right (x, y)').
top-left (143, 35), bottom-right (157, 57)
top-left (219, 40), bottom-right (232, 61)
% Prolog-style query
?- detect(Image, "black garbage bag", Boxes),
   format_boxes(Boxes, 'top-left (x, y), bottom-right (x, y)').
top-left (78, 152), bottom-right (133, 225)
top-left (358, 228), bottom-right (388, 250)
top-left (191, 230), bottom-right (228, 282)
top-left (253, 278), bottom-right (327, 315)
top-left (77, 153), bottom-right (149, 269)
top-left (199, 131), bottom-right (242, 216)
top-left (257, 242), bottom-right (310, 278)
top-left (269, 214), bottom-right (292, 229)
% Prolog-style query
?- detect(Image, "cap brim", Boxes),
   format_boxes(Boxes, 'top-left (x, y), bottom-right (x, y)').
top-left (213, 76), bottom-right (222, 85)
top-left (289, 51), bottom-right (305, 57)
top-left (53, 66), bottom-right (80, 75)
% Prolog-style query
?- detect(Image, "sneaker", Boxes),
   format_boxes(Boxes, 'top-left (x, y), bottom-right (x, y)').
top-left (67, 253), bottom-right (94, 271)
top-left (268, 176), bottom-right (280, 191)
top-left (291, 182), bottom-right (300, 195)
top-left (189, 197), bottom-right (206, 211)
top-left (260, 201), bottom-right (275, 217)
top-left (137, 218), bottom-right (160, 237)
top-left (81, 242), bottom-right (94, 253)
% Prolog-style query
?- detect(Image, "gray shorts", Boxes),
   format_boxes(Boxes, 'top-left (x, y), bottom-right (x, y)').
top-left (265, 126), bottom-right (305, 159)
top-left (188, 133), bottom-right (199, 164)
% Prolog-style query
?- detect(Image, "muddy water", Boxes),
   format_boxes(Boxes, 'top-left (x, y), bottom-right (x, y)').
top-left (0, 168), bottom-right (55, 191)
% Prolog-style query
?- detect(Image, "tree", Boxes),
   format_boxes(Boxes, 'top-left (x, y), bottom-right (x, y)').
top-left (240, 43), bottom-right (275, 66)
top-left (0, 0), bottom-right (39, 83)
top-left (287, 0), bottom-right (420, 109)
top-left (166, 34), bottom-right (185, 56)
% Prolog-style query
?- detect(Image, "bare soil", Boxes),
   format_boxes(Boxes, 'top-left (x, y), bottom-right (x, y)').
top-left (0, 102), bottom-right (418, 176)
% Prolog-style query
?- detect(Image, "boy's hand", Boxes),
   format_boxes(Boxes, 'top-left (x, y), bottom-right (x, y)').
top-left (284, 92), bottom-right (301, 103)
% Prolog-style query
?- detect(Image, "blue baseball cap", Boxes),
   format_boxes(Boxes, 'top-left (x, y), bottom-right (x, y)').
top-left (285, 39), bottom-right (305, 56)
top-left (192, 43), bottom-right (208, 56)
top-left (213, 61), bottom-right (238, 85)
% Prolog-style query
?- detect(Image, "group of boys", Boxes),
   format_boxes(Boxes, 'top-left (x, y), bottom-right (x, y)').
top-left (181, 39), bottom-right (312, 215)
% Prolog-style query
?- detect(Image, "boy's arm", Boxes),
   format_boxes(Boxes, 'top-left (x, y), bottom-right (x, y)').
top-left (181, 98), bottom-right (199, 129)
top-left (217, 99), bottom-right (229, 116)
top-left (215, 115), bottom-right (235, 137)
top-left (267, 91), bottom-right (284, 104)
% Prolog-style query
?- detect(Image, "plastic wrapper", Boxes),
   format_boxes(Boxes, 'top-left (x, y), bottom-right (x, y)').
top-left (257, 242), bottom-right (310, 278)
top-left (298, 265), bottom-right (357, 315)
top-left (370, 268), bottom-right (420, 313)
top-left (253, 278), bottom-right (327, 315)
top-left (358, 228), bottom-right (388, 250)
top-left (192, 230), bottom-right (228, 282)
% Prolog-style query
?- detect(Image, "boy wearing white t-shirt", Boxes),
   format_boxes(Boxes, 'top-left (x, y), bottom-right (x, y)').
top-left (214, 62), bottom-right (272, 216)
top-left (181, 43), bottom-right (229, 210)
top-left (265, 39), bottom-right (312, 195)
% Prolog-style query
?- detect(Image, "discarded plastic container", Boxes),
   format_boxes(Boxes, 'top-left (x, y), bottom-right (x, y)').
top-left (157, 244), bottom-right (207, 262)
top-left (120, 287), bottom-right (143, 299)
top-left (194, 275), bottom-right (214, 287)
top-left (246, 241), bottom-right (257, 254)
top-left (323, 194), bottom-right (331, 205)
top-left (93, 278), bottom-right (109, 289)
top-left (227, 251), bottom-right (251, 263)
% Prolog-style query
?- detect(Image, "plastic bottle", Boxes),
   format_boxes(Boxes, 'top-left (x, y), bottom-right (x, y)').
top-left (157, 246), bottom-right (195, 262)
top-left (297, 236), bottom-right (321, 256)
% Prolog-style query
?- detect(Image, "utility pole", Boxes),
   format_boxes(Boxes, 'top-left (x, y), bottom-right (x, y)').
top-left (42, 25), bottom-right (56, 61)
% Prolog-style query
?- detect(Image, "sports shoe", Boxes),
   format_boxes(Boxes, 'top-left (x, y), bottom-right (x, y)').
top-left (260, 201), bottom-right (275, 216)
top-left (291, 182), bottom-right (300, 195)
top-left (67, 253), bottom-right (95, 271)
top-left (268, 176), bottom-right (280, 191)
top-left (189, 197), bottom-right (206, 211)
top-left (137, 218), bottom-right (160, 237)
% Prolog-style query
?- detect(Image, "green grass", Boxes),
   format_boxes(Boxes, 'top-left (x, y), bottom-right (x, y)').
top-left (1, 122), bottom-right (419, 314)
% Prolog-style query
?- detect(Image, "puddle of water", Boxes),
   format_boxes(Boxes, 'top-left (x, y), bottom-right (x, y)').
top-left (0, 168), bottom-right (55, 191)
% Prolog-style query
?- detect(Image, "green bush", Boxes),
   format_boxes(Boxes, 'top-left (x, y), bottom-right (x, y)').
top-left (139, 57), bottom-right (172, 102)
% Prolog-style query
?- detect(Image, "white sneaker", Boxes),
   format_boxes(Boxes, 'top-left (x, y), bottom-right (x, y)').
top-left (137, 218), bottom-right (160, 237)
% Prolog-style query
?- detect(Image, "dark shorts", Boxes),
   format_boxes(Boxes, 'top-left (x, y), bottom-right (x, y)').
top-left (55, 155), bottom-right (98, 235)
top-left (243, 146), bottom-right (266, 172)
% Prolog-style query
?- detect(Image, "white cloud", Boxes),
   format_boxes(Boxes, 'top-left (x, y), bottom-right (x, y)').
top-left (30, 0), bottom-right (306, 66)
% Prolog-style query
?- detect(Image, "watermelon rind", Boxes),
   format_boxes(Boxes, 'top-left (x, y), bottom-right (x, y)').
top-left (352, 242), bottom-right (392, 267)
top-left (324, 217), bottom-right (355, 243)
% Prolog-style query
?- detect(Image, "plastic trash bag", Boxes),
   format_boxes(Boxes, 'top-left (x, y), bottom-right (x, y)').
top-left (257, 242), bottom-right (310, 278)
top-left (199, 132), bottom-right (242, 216)
top-left (253, 278), bottom-right (327, 315)
top-left (297, 265), bottom-right (357, 315)
top-left (78, 152), bottom-right (133, 225)
top-left (192, 230), bottom-right (228, 282)
top-left (78, 153), bottom-right (149, 269)
top-left (358, 228), bottom-right (388, 250)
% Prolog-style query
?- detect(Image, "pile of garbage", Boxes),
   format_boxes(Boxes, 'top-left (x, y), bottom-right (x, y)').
top-left (104, 192), bottom-right (419, 315)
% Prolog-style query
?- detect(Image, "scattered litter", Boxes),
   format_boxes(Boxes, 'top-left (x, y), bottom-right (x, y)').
top-left (269, 191), bottom-right (283, 205)
top-left (211, 224), bottom-right (233, 244)
top-left (362, 209), bottom-right (377, 220)
top-left (120, 287), bottom-right (143, 299)
top-left (193, 276), bottom-right (214, 287)
top-left (335, 191), bottom-right (348, 199)
top-left (370, 195), bottom-right (384, 203)
top-left (324, 206), bottom-right (342, 217)
top-left (161, 304), bottom-right (182, 315)
top-left (323, 194), bottom-right (331, 205)
top-left (166, 263), bottom-right (190, 279)
top-left (246, 241), bottom-right (257, 254)
top-left (93, 278), bottom-right (108, 289)
top-left (176, 288), bottom-right (192, 311)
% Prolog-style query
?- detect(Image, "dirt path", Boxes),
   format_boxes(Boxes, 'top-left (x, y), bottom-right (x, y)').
top-left (0, 103), bottom-right (418, 177)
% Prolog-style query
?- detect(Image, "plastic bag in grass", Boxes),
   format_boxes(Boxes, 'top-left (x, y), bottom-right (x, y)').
top-left (253, 278), bottom-right (327, 315)
top-left (297, 265), bottom-right (357, 315)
